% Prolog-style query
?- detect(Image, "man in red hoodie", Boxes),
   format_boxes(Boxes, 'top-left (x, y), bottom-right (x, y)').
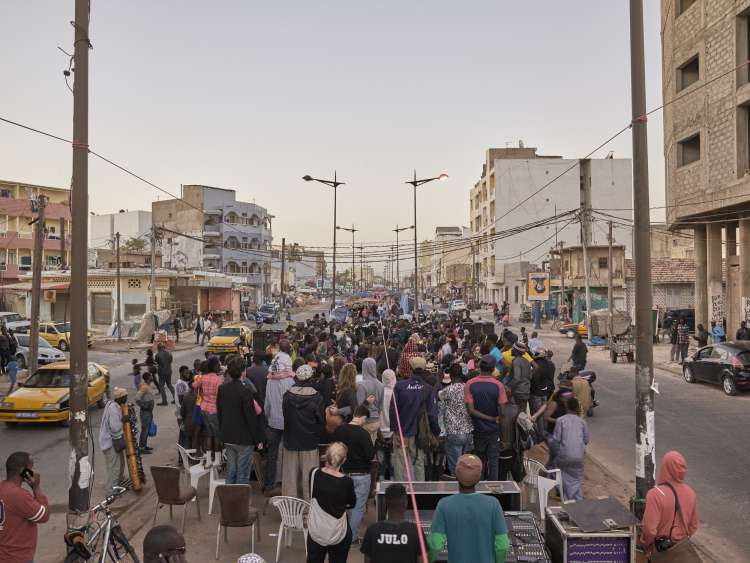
top-left (640, 451), bottom-right (700, 561)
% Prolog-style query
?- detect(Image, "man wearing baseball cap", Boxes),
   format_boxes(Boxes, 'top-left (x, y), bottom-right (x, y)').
top-left (427, 454), bottom-right (509, 563)
top-left (463, 354), bottom-right (508, 480)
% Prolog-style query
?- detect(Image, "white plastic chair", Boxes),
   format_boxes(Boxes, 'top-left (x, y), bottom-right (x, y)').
top-left (270, 496), bottom-right (310, 563)
top-left (523, 457), bottom-right (564, 521)
top-left (208, 464), bottom-right (226, 515)
top-left (177, 444), bottom-right (210, 496)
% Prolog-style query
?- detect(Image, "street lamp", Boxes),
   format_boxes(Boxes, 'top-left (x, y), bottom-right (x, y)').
top-left (405, 171), bottom-right (448, 313)
top-left (303, 172), bottom-right (345, 309)
top-left (392, 224), bottom-right (414, 293)
top-left (336, 224), bottom-right (357, 294)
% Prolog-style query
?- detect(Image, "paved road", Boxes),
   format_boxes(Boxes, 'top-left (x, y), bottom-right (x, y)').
top-left (537, 327), bottom-right (749, 561)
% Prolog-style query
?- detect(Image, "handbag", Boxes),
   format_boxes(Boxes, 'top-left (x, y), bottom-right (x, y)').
top-left (112, 436), bottom-right (126, 453)
top-left (148, 420), bottom-right (158, 437)
top-left (649, 483), bottom-right (701, 563)
top-left (307, 469), bottom-right (348, 546)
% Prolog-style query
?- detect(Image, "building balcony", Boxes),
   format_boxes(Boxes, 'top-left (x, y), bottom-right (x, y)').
top-left (203, 224), bottom-right (221, 236)
top-left (0, 231), bottom-right (71, 251)
top-left (203, 246), bottom-right (222, 259)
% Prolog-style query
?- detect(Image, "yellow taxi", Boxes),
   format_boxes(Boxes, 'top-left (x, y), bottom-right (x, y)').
top-left (207, 324), bottom-right (252, 356)
top-left (39, 321), bottom-right (94, 351)
top-left (560, 321), bottom-right (588, 339)
top-left (0, 361), bottom-right (109, 425)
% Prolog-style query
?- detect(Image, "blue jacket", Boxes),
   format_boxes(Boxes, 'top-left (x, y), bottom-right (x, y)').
top-left (389, 372), bottom-right (439, 438)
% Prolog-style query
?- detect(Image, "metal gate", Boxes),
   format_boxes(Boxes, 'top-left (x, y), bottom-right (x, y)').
top-left (91, 293), bottom-right (113, 325)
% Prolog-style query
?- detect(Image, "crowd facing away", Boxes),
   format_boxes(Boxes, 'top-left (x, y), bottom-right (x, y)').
top-left (0, 302), bottom-right (701, 563)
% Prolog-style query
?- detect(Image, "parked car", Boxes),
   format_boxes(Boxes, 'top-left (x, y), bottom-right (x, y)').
top-left (449, 300), bottom-right (467, 314)
top-left (682, 341), bottom-right (750, 396)
top-left (39, 321), bottom-right (94, 351)
top-left (559, 321), bottom-right (588, 339)
top-left (662, 308), bottom-right (695, 332)
top-left (207, 324), bottom-right (252, 357)
top-left (0, 312), bottom-right (31, 333)
top-left (0, 362), bottom-right (109, 425)
top-left (14, 333), bottom-right (66, 369)
top-left (257, 304), bottom-right (280, 324)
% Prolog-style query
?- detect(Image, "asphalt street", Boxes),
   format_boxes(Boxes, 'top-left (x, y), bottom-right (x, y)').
top-left (538, 327), bottom-right (749, 561)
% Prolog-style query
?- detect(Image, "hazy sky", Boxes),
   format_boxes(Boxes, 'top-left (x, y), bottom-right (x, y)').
top-left (0, 1), bottom-right (664, 264)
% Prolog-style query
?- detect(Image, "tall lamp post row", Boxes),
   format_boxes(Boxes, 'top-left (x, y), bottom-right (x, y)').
top-left (393, 224), bottom-right (414, 292)
top-left (303, 171), bottom-right (448, 311)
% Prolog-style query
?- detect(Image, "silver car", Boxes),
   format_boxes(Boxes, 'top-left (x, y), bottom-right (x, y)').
top-left (14, 333), bottom-right (67, 369)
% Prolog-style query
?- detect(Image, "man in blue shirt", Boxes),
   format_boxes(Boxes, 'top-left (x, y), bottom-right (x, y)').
top-left (428, 454), bottom-right (509, 563)
top-left (710, 320), bottom-right (725, 343)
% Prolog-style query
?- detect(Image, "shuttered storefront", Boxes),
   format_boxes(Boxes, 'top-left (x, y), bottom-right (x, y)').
top-left (91, 293), bottom-right (113, 325)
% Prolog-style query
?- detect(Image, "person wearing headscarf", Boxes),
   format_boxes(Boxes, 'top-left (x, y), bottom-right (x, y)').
top-left (377, 369), bottom-right (397, 480)
top-left (398, 334), bottom-right (420, 377)
top-left (640, 451), bottom-right (700, 560)
top-left (356, 357), bottom-right (384, 443)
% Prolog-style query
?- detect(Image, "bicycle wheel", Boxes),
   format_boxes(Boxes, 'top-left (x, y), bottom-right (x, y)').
top-left (108, 524), bottom-right (140, 563)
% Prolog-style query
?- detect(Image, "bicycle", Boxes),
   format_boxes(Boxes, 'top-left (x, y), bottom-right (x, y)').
top-left (64, 486), bottom-right (140, 563)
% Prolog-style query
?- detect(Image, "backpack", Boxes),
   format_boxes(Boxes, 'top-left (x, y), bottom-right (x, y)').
top-left (515, 411), bottom-right (537, 450)
top-left (415, 388), bottom-right (439, 452)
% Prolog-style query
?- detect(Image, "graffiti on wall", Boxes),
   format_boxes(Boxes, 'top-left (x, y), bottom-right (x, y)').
top-left (742, 297), bottom-right (750, 323)
top-left (711, 294), bottom-right (725, 322)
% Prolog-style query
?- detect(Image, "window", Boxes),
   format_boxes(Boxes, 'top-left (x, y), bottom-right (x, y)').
top-left (677, 0), bottom-right (696, 15)
top-left (598, 257), bottom-right (608, 269)
top-left (514, 285), bottom-right (519, 304)
top-left (677, 55), bottom-right (699, 91)
top-left (678, 133), bottom-right (701, 166)
top-left (20, 256), bottom-right (31, 266)
top-left (0, 189), bottom-right (12, 198)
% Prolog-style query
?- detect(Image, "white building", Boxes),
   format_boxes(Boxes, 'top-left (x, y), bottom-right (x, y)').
top-left (89, 210), bottom-right (152, 249)
top-left (469, 146), bottom-right (632, 303)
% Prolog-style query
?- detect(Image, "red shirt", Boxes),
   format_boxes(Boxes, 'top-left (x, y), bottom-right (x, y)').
top-left (0, 480), bottom-right (49, 563)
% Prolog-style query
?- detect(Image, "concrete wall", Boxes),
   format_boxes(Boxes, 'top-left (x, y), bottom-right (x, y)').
top-left (89, 211), bottom-right (151, 249)
top-left (587, 159), bottom-right (633, 250)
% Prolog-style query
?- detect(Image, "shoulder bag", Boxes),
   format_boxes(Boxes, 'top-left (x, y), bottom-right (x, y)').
top-left (649, 483), bottom-right (701, 563)
top-left (307, 468), bottom-right (348, 546)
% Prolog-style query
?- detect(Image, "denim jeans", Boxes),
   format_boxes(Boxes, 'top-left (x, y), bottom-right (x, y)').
top-left (445, 433), bottom-right (473, 476)
top-left (348, 473), bottom-right (371, 540)
top-left (225, 443), bottom-right (254, 484)
top-left (472, 431), bottom-right (500, 481)
top-left (264, 426), bottom-right (283, 491)
top-left (139, 409), bottom-right (153, 449)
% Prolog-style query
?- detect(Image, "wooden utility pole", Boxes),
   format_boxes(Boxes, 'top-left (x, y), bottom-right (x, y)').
top-left (630, 0), bottom-right (656, 511)
top-left (68, 0), bottom-right (91, 520)
top-left (607, 221), bottom-right (614, 340)
top-left (280, 238), bottom-right (286, 310)
top-left (29, 194), bottom-right (47, 375)
top-left (150, 227), bottom-right (157, 311)
top-left (115, 232), bottom-right (122, 341)
top-left (580, 208), bottom-right (592, 336)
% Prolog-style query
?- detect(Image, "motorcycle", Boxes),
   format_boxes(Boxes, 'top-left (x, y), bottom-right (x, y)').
top-left (559, 369), bottom-right (598, 417)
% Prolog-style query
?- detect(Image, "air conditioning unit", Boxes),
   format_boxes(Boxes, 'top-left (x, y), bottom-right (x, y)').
top-left (44, 290), bottom-right (56, 303)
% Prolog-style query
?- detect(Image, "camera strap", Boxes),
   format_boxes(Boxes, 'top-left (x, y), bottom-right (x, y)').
top-left (659, 482), bottom-right (684, 540)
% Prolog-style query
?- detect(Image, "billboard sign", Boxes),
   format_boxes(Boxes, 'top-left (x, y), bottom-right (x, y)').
top-left (527, 272), bottom-right (550, 301)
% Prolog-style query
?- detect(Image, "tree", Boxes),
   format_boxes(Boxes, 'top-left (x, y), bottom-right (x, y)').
top-left (124, 237), bottom-right (146, 252)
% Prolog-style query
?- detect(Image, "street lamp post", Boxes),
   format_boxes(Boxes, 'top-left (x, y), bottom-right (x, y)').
top-left (303, 172), bottom-right (345, 309)
top-left (336, 224), bottom-right (357, 294)
top-left (405, 171), bottom-right (448, 313)
top-left (393, 224), bottom-right (414, 293)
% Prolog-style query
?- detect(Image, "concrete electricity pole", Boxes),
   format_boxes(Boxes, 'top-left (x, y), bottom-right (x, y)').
top-left (559, 242), bottom-right (566, 320)
top-left (280, 238), bottom-right (286, 310)
top-left (630, 0), bottom-right (656, 511)
top-left (68, 0), bottom-right (91, 519)
top-left (150, 227), bottom-right (157, 312)
top-left (607, 221), bottom-right (614, 340)
top-left (580, 208), bottom-right (592, 337)
top-left (29, 194), bottom-right (47, 375)
top-left (115, 232), bottom-right (122, 341)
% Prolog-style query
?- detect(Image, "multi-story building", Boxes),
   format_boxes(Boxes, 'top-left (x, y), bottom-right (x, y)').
top-left (649, 222), bottom-right (694, 260)
top-left (152, 185), bottom-right (273, 304)
top-left (89, 210), bottom-right (152, 249)
top-left (0, 179), bottom-right (71, 279)
top-left (430, 227), bottom-right (472, 299)
top-left (469, 147), bottom-right (632, 304)
top-left (661, 0), bottom-right (750, 332)
top-left (419, 240), bottom-right (433, 293)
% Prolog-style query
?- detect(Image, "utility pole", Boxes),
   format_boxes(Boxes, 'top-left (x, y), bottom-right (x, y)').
top-left (630, 0), bottom-right (656, 511)
top-left (150, 227), bottom-right (157, 312)
top-left (358, 246), bottom-right (364, 291)
top-left (580, 208), bottom-right (592, 337)
top-left (607, 221), bottom-right (614, 341)
top-left (29, 194), bottom-right (47, 375)
top-left (559, 242), bottom-right (566, 321)
top-left (60, 216), bottom-right (66, 269)
top-left (280, 238), bottom-right (286, 310)
top-left (68, 0), bottom-right (91, 520)
top-left (115, 232), bottom-right (122, 341)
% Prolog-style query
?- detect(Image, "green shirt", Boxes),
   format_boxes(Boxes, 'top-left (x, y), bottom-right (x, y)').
top-left (427, 492), bottom-right (509, 563)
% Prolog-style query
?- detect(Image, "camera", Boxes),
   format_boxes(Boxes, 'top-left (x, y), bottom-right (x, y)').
top-left (654, 536), bottom-right (674, 552)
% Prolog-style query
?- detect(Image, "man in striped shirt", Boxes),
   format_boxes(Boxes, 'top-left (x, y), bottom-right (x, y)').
top-left (0, 451), bottom-right (49, 563)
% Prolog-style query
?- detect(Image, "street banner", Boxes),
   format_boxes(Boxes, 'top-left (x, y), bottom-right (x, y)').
top-left (527, 272), bottom-right (550, 301)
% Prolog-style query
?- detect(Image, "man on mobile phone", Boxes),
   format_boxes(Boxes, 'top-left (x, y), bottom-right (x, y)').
top-left (0, 451), bottom-right (50, 563)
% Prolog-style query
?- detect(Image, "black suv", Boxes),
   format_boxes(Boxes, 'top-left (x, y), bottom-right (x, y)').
top-left (662, 308), bottom-right (695, 332)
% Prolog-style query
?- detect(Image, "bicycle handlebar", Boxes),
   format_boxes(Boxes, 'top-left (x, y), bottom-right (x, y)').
top-left (92, 485), bottom-right (126, 513)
